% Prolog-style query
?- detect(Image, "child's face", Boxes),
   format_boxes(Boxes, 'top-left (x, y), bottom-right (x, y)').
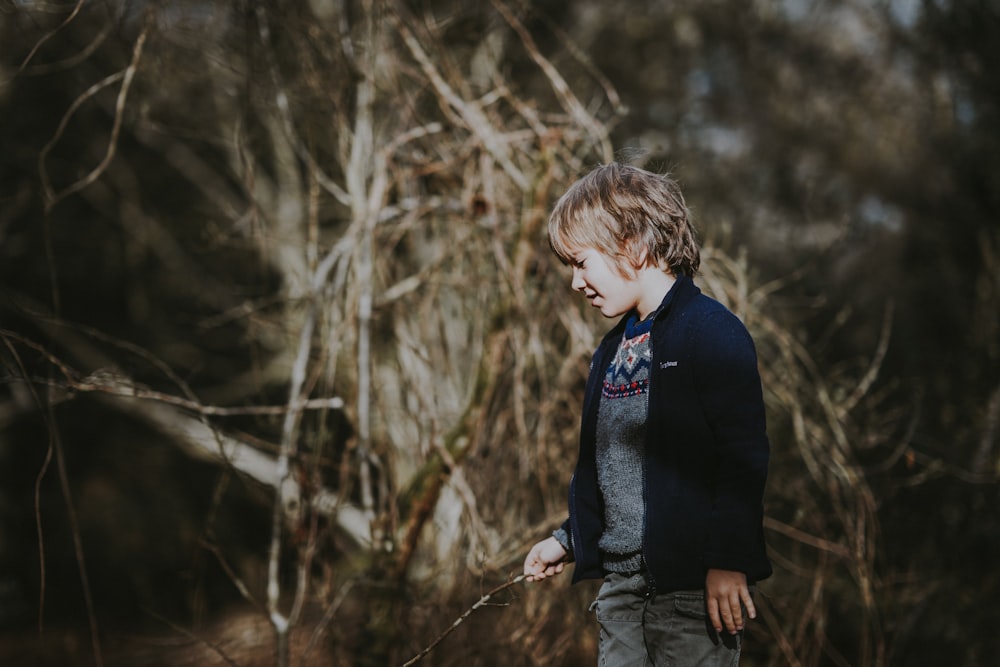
top-left (568, 247), bottom-right (644, 319)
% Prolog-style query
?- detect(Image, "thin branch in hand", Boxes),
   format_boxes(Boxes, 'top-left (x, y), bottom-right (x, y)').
top-left (399, 573), bottom-right (526, 667)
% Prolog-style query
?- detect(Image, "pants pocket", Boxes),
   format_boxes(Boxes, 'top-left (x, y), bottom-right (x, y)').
top-left (672, 592), bottom-right (708, 620)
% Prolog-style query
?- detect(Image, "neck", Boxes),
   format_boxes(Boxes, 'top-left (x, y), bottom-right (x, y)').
top-left (636, 269), bottom-right (676, 320)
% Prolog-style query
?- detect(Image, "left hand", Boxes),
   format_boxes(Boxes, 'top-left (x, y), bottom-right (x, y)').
top-left (523, 536), bottom-right (568, 582)
top-left (705, 568), bottom-right (756, 635)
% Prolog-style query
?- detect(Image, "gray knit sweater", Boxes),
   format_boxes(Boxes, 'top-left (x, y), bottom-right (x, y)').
top-left (554, 313), bottom-right (653, 574)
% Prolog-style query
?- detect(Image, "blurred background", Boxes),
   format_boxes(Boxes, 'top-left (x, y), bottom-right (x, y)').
top-left (1, 1), bottom-right (997, 665)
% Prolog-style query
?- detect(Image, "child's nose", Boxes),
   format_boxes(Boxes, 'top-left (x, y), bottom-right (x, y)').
top-left (571, 267), bottom-right (585, 291)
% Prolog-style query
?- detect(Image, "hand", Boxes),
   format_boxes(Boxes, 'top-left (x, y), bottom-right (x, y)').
top-left (705, 568), bottom-right (756, 635)
top-left (523, 536), bottom-right (568, 582)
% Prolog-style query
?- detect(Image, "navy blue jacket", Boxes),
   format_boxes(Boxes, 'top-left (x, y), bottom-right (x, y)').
top-left (564, 275), bottom-right (772, 593)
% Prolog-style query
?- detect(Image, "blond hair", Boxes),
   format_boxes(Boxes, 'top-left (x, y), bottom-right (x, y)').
top-left (548, 162), bottom-right (700, 277)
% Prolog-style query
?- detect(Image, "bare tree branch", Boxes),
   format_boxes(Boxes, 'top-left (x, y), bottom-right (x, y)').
top-left (4, 0), bottom-right (86, 83)
top-left (40, 16), bottom-right (151, 211)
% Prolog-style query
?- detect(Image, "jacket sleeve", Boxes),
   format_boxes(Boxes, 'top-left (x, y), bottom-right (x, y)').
top-left (691, 309), bottom-right (770, 574)
top-left (552, 522), bottom-right (574, 560)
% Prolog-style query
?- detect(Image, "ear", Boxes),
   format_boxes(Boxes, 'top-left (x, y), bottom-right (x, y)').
top-left (627, 243), bottom-right (650, 272)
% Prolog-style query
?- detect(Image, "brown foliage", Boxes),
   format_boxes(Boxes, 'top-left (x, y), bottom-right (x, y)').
top-left (3, 2), bottom-right (999, 667)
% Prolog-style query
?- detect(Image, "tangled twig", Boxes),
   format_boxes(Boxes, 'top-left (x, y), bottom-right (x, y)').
top-left (38, 14), bottom-right (151, 212)
top-left (5, 0), bottom-right (86, 83)
top-left (399, 573), bottom-right (526, 667)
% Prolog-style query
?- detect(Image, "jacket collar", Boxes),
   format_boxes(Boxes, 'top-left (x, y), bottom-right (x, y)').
top-left (602, 274), bottom-right (699, 345)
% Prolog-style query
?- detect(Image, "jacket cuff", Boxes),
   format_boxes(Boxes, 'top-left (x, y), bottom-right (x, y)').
top-left (552, 524), bottom-right (574, 561)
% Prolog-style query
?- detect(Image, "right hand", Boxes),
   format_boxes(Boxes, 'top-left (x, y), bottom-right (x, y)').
top-left (523, 536), bottom-right (568, 582)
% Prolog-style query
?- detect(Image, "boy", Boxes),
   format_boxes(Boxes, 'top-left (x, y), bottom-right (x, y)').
top-left (524, 163), bottom-right (771, 666)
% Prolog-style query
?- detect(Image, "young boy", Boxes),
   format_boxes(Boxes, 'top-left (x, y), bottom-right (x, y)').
top-left (524, 163), bottom-right (771, 666)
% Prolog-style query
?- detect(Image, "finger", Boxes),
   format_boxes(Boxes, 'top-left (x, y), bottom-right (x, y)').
top-left (742, 589), bottom-right (757, 620)
top-left (707, 598), bottom-right (723, 634)
top-left (719, 601), bottom-right (736, 635)
top-left (730, 596), bottom-right (744, 631)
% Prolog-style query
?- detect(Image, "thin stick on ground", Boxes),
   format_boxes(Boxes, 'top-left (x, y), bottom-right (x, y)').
top-left (399, 573), bottom-right (526, 667)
